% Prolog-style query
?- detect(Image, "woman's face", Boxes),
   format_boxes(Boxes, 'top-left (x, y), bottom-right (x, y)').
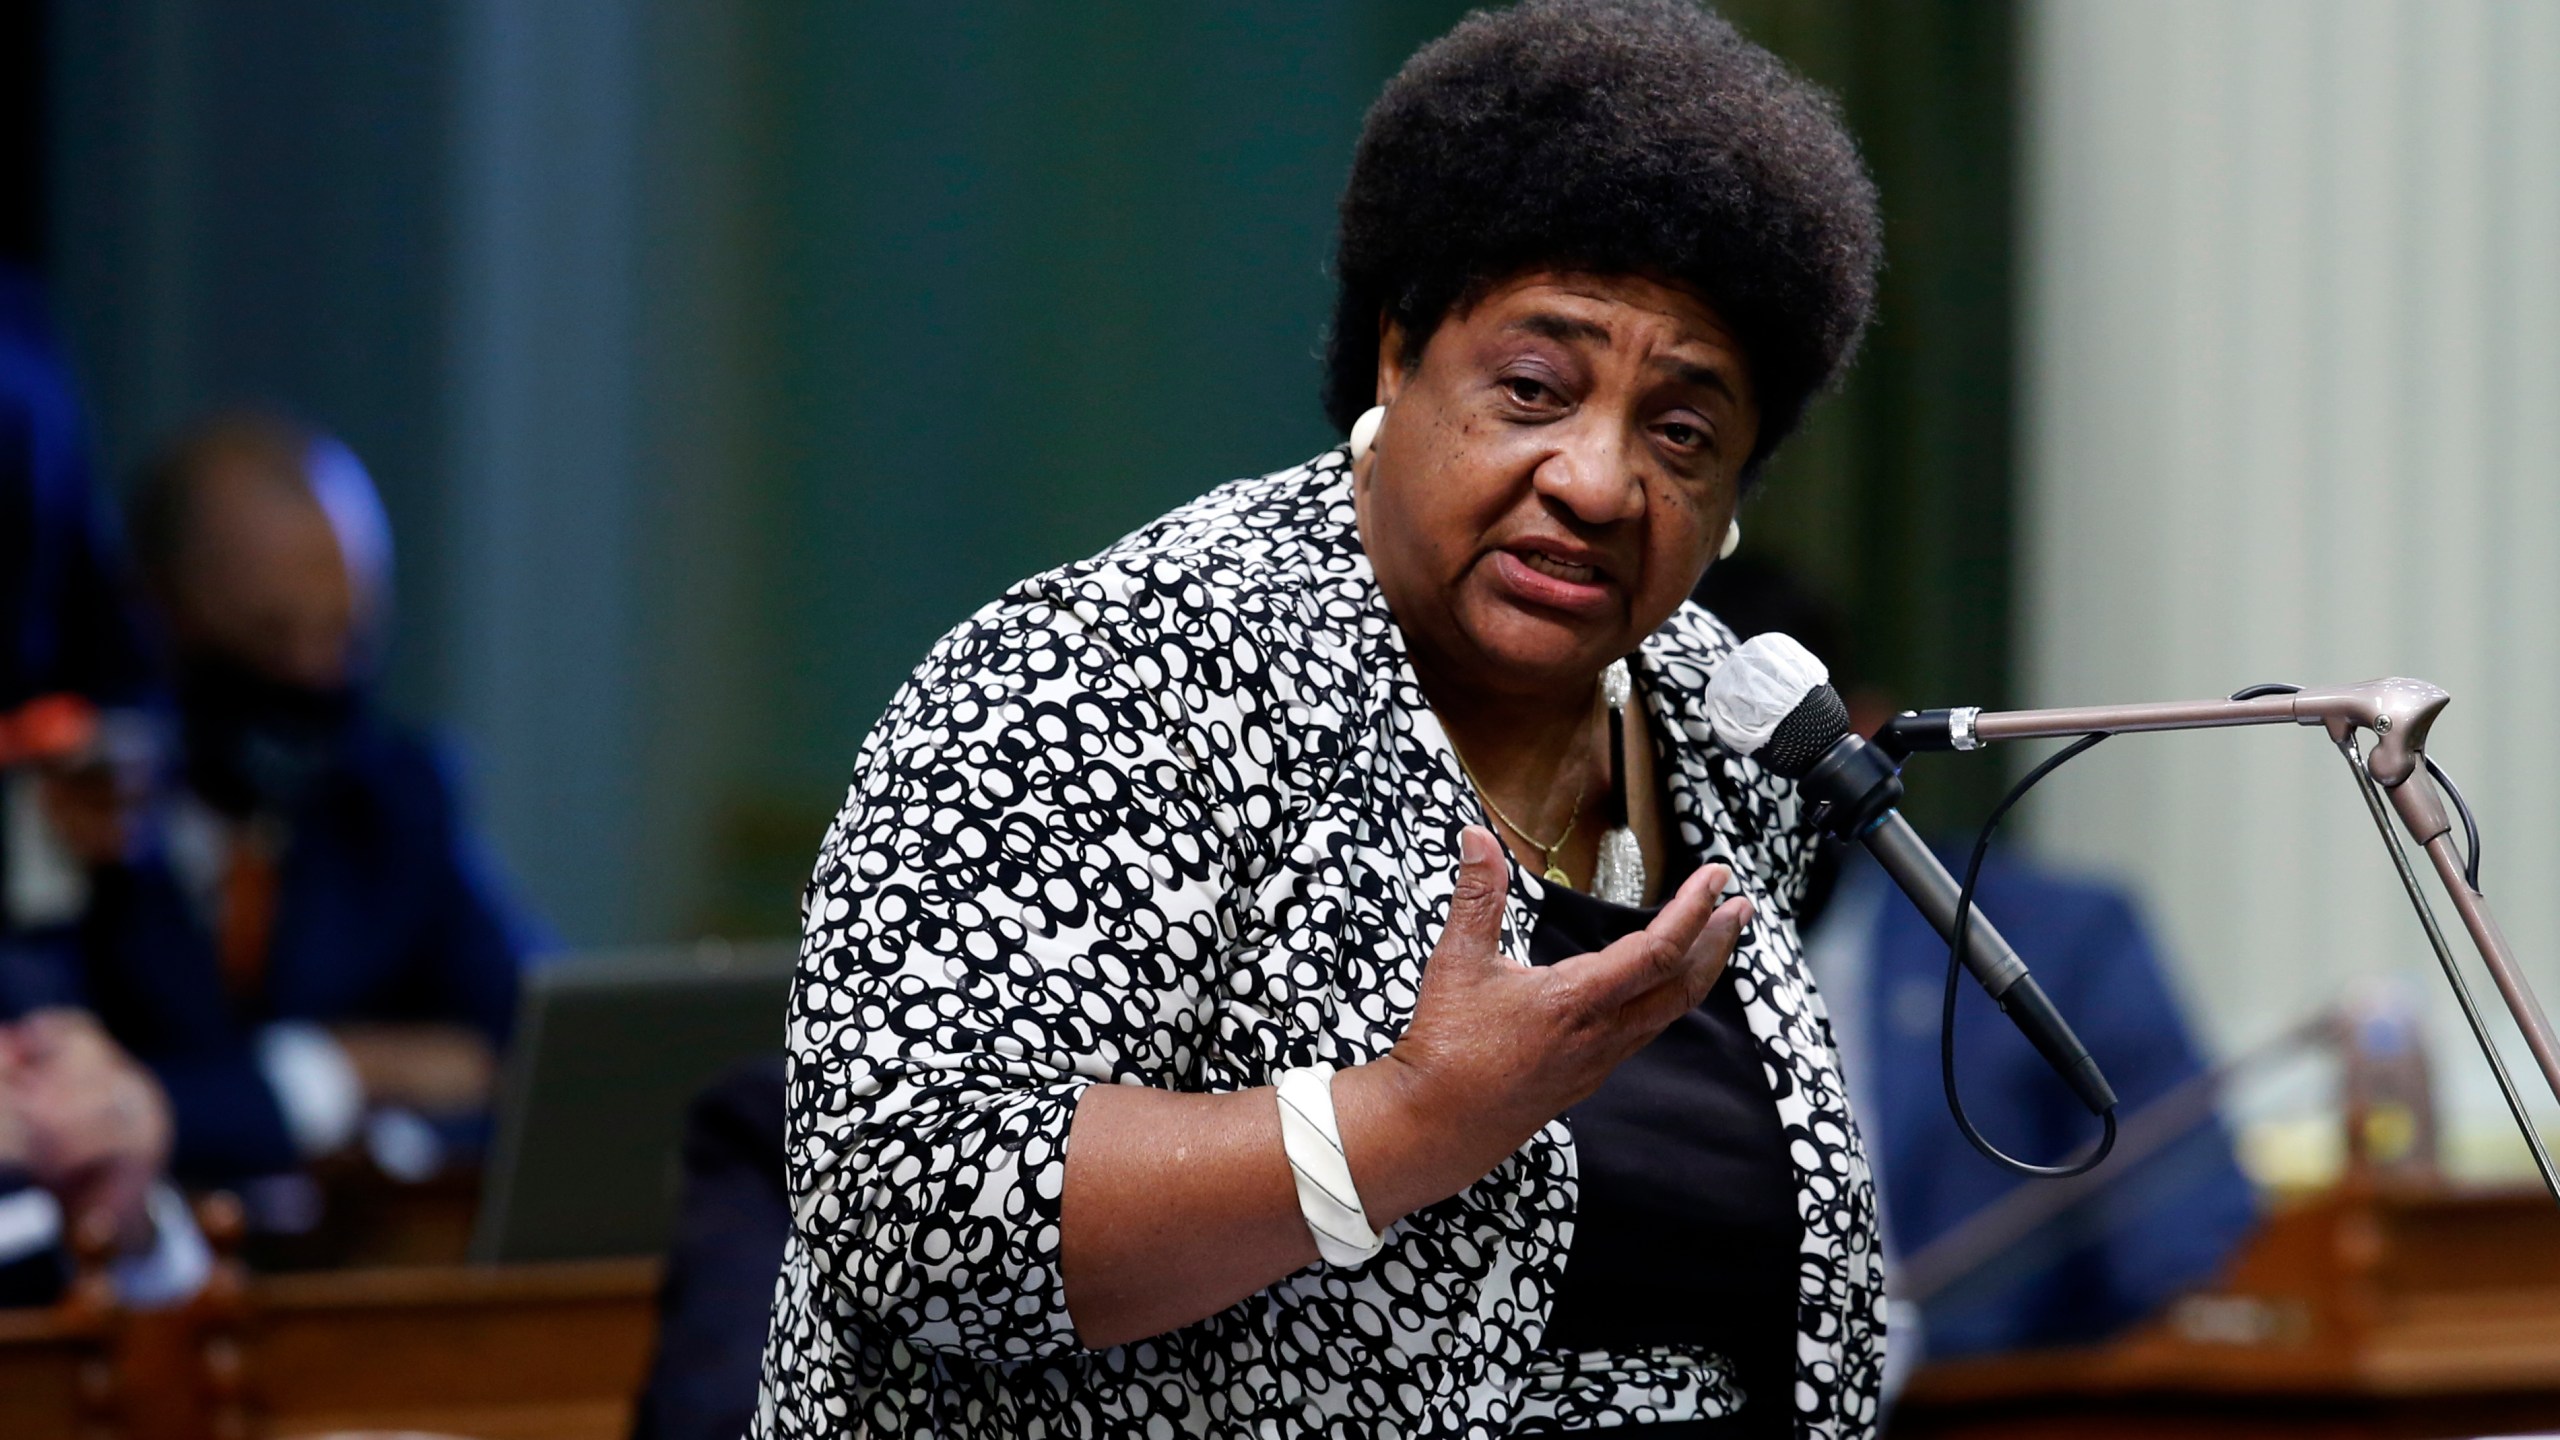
top-left (1355, 271), bottom-right (1761, 704)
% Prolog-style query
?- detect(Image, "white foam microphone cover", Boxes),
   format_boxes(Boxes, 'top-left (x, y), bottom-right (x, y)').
top-left (1706, 632), bottom-right (1830, 758)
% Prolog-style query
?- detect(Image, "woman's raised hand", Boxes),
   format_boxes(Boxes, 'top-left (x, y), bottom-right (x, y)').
top-left (1351, 826), bottom-right (1753, 1217)
top-left (1062, 825), bottom-right (1753, 1347)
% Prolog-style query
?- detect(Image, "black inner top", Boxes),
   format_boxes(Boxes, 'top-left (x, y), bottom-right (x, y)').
top-left (1527, 881), bottom-right (1802, 1438)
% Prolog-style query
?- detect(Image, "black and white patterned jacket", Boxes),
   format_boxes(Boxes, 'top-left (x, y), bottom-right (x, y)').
top-left (753, 450), bottom-right (1885, 1438)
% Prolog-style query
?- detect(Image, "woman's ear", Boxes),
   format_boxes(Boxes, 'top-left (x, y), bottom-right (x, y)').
top-left (1375, 313), bottom-right (1411, 408)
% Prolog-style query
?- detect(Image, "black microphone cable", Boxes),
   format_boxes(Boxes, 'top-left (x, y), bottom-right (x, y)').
top-left (1943, 730), bottom-right (2118, 1178)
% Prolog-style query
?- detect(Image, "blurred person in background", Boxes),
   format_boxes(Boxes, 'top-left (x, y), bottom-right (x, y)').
top-left (1, 260), bottom-right (206, 1308)
top-left (1693, 555), bottom-right (2257, 1362)
top-left (77, 412), bottom-right (535, 1189)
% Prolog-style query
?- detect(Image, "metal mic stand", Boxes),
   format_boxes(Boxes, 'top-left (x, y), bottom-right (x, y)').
top-left (1882, 678), bottom-right (2560, 1207)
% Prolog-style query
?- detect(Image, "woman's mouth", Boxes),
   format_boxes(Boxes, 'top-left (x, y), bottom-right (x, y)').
top-left (1514, 550), bottom-right (1600, 585)
top-left (1488, 547), bottom-right (1615, 615)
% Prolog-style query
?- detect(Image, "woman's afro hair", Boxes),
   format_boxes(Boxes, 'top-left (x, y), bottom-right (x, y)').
top-left (1324, 0), bottom-right (1882, 478)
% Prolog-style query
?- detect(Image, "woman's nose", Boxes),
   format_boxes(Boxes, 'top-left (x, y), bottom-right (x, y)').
top-left (1530, 428), bottom-right (1646, 525)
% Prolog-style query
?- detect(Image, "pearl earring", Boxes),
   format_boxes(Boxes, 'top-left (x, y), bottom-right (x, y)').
top-left (1719, 519), bottom-right (1742, 559)
top-left (1349, 405), bottom-right (1385, 463)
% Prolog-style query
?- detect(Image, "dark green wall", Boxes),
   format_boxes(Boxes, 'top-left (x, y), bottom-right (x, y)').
top-left (746, 1), bottom-right (1436, 781)
top-left (701, 2), bottom-right (1465, 928)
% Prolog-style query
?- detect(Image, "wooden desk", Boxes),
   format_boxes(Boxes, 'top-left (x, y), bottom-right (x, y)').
top-left (214, 1259), bottom-right (664, 1440)
top-left (1892, 1186), bottom-right (2560, 1438)
top-left (0, 1300), bottom-right (115, 1440)
top-left (0, 1255), bottom-right (665, 1440)
top-left (234, 1161), bottom-right (484, 1274)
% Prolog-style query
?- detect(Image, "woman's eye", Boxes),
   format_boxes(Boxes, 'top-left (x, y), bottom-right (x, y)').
top-left (1501, 376), bottom-right (1554, 406)
top-left (1659, 421), bottom-right (1705, 450)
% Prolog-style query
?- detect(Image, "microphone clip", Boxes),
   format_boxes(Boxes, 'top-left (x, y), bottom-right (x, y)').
top-left (1800, 733), bottom-right (1905, 840)
top-left (1874, 707), bottom-right (1982, 762)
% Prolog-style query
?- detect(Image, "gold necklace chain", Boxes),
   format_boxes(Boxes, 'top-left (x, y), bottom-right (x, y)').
top-left (1443, 679), bottom-right (1616, 888)
top-left (1450, 746), bottom-right (1587, 887)
top-left (1452, 747), bottom-right (1583, 850)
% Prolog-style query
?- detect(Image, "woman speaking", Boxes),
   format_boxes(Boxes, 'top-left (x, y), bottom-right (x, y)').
top-left (755, 1), bottom-right (1885, 1434)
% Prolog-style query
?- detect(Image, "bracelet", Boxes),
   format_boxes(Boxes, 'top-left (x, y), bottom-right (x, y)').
top-left (1274, 1064), bottom-right (1386, 1268)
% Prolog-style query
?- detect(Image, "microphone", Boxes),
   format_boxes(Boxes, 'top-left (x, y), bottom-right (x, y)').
top-left (1708, 634), bottom-right (2119, 1117)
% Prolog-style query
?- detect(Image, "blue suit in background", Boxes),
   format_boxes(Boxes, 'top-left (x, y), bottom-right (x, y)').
top-left (76, 723), bottom-right (533, 1183)
top-left (1819, 848), bottom-right (2259, 1358)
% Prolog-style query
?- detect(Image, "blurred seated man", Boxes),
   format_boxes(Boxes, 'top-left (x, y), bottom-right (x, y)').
top-left (81, 413), bottom-right (534, 1186)
top-left (1695, 556), bottom-right (2257, 1361)
top-left (1, 261), bottom-right (205, 1307)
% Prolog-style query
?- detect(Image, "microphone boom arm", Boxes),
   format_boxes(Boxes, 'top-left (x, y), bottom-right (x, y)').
top-left (1887, 678), bottom-right (2560, 1207)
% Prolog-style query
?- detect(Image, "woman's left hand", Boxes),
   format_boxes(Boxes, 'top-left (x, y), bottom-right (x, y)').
top-left (1061, 826), bottom-right (1752, 1349)
top-left (1355, 827), bottom-right (1753, 1219)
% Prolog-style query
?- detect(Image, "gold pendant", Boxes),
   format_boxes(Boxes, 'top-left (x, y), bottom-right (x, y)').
top-left (1544, 863), bottom-right (1573, 887)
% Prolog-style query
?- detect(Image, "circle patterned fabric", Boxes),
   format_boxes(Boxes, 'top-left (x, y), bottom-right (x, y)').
top-left (752, 451), bottom-right (1885, 1437)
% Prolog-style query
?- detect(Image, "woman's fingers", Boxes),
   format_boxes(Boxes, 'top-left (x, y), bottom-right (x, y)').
top-left (1640, 863), bottom-right (1725, 963)
top-left (1603, 893), bottom-right (1752, 1040)
top-left (1412, 841), bottom-right (1753, 1125)
top-left (1560, 866), bottom-right (1752, 1019)
top-left (1562, 864), bottom-right (1723, 998)
top-left (1670, 895), bottom-right (1753, 1010)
